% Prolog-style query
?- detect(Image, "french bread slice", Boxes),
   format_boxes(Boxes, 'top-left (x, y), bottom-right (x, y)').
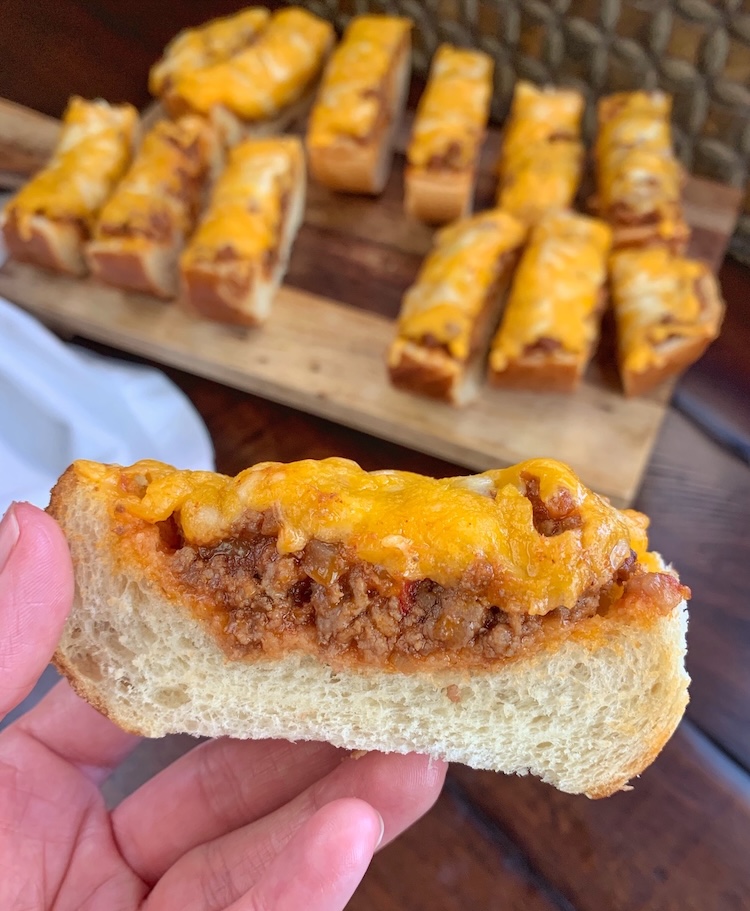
top-left (49, 464), bottom-right (689, 799)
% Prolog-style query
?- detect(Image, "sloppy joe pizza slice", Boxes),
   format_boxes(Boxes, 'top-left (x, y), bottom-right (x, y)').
top-left (594, 91), bottom-right (690, 253)
top-left (610, 246), bottom-right (725, 396)
top-left (179, 135), bottom-right (305, 326)
top-left (404, 44), bottom-right (494, 224)
top-left (306, 14), bottom-right (412, 195)
top-left (165, 7), bottom-right (334, 143)
top-left (388, 209), bottom-right (526, 404)
top-left (49, 456), bottom-right (690, 798)
top-left (495, 81), bottom-right (585, 225)
top-left (489, 211), bottom-right (612, 392)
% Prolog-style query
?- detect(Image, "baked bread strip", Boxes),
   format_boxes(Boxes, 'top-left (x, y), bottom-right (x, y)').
top-left (1, 97), bottom-right (137, 276)
top-left (610, 247), bottom-right (725, 396)
top-left (149, 7), bottom-right (271, 99)
top-left (595, 91), bottom-right (690, 253)
top-left (495, 81), bottom-right (584, 225)
top-left (164, 8), bottom-right (334, 143)
top-left (306, 15), bottom-right (412, 195)
top-left (388, 209), bottom-right (526, 404)
top-left (86, 116), bottom-right (219, 299)
top-left (179, 136), bottom-right (305, 326)
top-left (49, 456), bottom-right (690, 798)
top-left (404, 44), bottom-right (493, 224)
top-left (489, 212), bottom-right (612, 392)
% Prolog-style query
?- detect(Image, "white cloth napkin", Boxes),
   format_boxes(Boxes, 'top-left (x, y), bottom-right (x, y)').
top-left (0, 295), bottom-right (215, 509)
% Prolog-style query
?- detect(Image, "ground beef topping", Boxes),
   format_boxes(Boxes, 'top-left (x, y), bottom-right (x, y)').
top-left (153, 510), bottom-right (671, 670)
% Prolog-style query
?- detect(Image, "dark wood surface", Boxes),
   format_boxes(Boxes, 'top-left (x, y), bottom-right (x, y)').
top-left (1, 6), bottom-right (750, 908)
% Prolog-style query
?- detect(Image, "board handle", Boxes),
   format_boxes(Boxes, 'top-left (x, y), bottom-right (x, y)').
top-left (0, 98), bottom-right (60, 190)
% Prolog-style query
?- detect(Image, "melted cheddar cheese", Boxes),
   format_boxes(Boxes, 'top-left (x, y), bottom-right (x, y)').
top-left (5, 97), bottom-right (137, 232)
top-left (306, 15), bottom-right (411, 147)
top-left (181, 136), bottom-right (302, 265)
top-left (394, 210), bottom-right (526, 361)
top-left (490, 212), bottom-right (612, 371)
top-left (495, 82), bottom-right (584, 225)
top-left (497, 141), bottom-right (583, 225)
top-left (597, 91), bottom-right (672, 133)
top-left (407, 44), bottom-right (493, 170)
top-left (596, 90), bottom-right (687, 243)
top-left (74, 456), bottom-right (656, 617)
top-left (500, 82), bottom-right (583, 166)
top-left (93, 116), bottom-right (213, 245)
top-left (149, 7), bottom-right (271, 96)
top-left (170, 8), bottom-right (334, 121)
top-left (611, 247), bottom-right (720, 374)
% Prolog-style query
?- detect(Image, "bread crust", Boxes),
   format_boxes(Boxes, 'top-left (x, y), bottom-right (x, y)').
top-left (388, 339), bottom-right (462, 402)
top-left (1, 210), bottom-right (86, 275)
top-left (403, 166), bottom-right (475, 224)
top-left (86, 243), bottom-right (182, 300)
top-left (488, 355), bottom-right (581, 393)
top-left (621, 335), bottom-right (710, 397)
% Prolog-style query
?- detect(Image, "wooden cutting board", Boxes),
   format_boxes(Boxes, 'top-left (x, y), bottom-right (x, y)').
top-left (0, 100), bottom-right (742, 505)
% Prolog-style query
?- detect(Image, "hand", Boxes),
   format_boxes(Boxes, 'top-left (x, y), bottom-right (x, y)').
top-left (0, 503), bottom-right (446, 910)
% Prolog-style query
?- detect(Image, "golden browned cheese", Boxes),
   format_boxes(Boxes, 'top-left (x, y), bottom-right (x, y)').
top-left (392, 210), bottom-right (526, 362)
top-left (611, 247), bottom-right (721, 374)
top-left (181, 136), bottom-right (303, 265)
top-left (490, 212), bottom-right (612, 371)
top-left (169, 8), bottom-right (334, 120)
top-left (149, 7), bottom-right (271, 96)
top-left (497, 142), bottom-right (583, 225)
top-left (596, 92), bottom-right (672, 146)
top-left (595, 90), bottom-right (686, 243)
top-left (4, 97), bottom-right (137, 233)
top-left (306, 15), bottom-right (411, 147)
top-left (406, 44), bottom-right (493, 170)
top-left (74, 456), bottom-right (657, 617)
top-left (92, 116), bottom-right (214, 248)
top-left (496, 82), bottom-right (584, 225)
top-left (500, 82), bottom-right (583, 162)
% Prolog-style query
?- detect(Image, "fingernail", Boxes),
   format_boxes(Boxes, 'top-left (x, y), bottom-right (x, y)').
top-left (0, 504), bottom-right (20, 574)
top-left (375, 812), bottom-right (385, 850)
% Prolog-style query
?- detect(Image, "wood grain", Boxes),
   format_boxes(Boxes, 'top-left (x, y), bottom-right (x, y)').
top-left (0, 99), bottom-right (60, 189)
top-left (451, 722), bottom-right (750, 911)
top-left (349, 786), bottom-right (567, 911)
top-left (0, 258), bottom-right (673, 506)
top-left (638, 407), bottom-right (750, 769)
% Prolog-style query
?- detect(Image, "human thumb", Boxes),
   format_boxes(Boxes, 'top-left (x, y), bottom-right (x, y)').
top-left (0, 502), bottom-right (74, 720)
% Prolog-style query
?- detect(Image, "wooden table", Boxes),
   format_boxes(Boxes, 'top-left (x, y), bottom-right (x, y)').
top-left (1, 10), bottom-right (750, 903)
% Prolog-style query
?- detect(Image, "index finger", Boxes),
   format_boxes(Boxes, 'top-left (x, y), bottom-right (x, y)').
top-left (0, 502), bottom-right (74, 719)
